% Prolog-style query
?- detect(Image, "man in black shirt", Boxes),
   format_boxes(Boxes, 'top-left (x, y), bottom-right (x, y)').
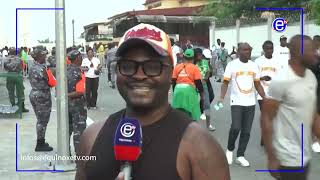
top-left (75, 24), bottom-right (230, 180)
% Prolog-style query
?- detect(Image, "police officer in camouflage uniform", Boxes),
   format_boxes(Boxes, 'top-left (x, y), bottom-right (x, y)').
top-left (4, 48), bottom-right (29, 112)
top-left (47, 47), bottom-right (56, 76)
top-left (29, 46), bottom-right (53, 152)
top-left (67, 50), bottom-right (87, 156)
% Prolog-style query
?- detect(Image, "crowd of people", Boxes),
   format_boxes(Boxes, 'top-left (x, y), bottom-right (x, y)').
top-left (1, 23), bottom-right (320, 180)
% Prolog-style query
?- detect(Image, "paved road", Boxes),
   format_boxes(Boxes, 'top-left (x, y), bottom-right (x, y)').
top-left (0, 72), bottom-right (319, 180)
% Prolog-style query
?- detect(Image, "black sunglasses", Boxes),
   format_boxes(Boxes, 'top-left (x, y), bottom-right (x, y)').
top-left (117, 58), bottom-right (172, 77)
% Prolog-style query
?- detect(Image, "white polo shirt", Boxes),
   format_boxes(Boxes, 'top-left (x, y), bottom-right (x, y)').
top-left (81, 57), bottom-right (100, 78)
top-left (2, 50), bottom-right (8, 57)
top-left (274, 46), bottom-right (290, 76)
top-left (223, 58), bottom-right (260, 106)
top-left (255, 55), bottom-right (280, 100)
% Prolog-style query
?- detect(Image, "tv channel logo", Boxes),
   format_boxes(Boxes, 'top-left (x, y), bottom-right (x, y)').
top-left (272, 18), bottom-right (288, 32)
top-left (120, 123), bottom-right (136, 138)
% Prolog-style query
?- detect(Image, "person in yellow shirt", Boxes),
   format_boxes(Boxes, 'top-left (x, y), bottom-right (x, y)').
top-left (97, 42), bottom-right (105, 67)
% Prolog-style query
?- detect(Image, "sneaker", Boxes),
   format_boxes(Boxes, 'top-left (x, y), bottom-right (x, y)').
top-left (208, 124), bottom-right (216, 131)
top-left (312, 142), bottom-right (320, 153)
top-left (92, 107), bottom-right (97, 110)
top-left (235, 156), bottom-right (250, 167)
top-left (200, 113), bottom-right (206, 120)
top-left (226, 150), bottom-right (233, 165)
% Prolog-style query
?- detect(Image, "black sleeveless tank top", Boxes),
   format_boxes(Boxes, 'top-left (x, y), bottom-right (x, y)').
top-left (85, 107), bottom-right (192, 180)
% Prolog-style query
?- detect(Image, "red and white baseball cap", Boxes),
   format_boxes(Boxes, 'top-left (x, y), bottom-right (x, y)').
top-left (116, 23), bottom-right (173, 64)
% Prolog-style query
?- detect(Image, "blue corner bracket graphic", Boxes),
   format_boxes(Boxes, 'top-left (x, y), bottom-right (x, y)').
top-left (255, 124), bottom-right (305, 173)
top-left (255, 7), bottom-right (305, 55)
top-left (15, 6), bottom-right (64, 173)
top-left (16, 123), bottom-right (64, 172)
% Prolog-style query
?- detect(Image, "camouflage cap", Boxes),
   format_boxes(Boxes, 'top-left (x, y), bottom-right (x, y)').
top-left (8, 47), bottom-right (16, 55)
top-left (32, 46), bottom-right (47, 56)
top-left (67, 50), bottom-right (81, 61)
top-left (51, 47), bottom-right (56, 54)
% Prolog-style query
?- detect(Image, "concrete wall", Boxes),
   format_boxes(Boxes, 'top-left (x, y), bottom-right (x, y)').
top-left (215, 21), bottom-right (320, 57)
top-left (181, 0), bottom-right (208, 7)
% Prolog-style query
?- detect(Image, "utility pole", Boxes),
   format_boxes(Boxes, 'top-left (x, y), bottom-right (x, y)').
top-left (72, 19), bottom-right (75, 46)
top-left (54, 0), bottom-right (75, 171)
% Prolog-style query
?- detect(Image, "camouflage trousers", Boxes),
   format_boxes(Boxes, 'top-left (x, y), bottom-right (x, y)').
top-left (6, 75), bottom-right (25, 106)
top-left (69, 98), bottom-right (87, 155)
top-left (29, 90), bottom-right (52, 140)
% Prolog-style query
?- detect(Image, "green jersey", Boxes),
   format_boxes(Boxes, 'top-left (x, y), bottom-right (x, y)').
top-left (196, 59), bottom-right (209, 79)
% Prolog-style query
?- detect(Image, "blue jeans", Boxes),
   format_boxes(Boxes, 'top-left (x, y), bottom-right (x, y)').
top-left (202, 84), bottom-right (211, 115)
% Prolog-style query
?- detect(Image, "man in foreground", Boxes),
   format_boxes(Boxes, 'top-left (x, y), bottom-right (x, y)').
top-left (76, 23), bottom-right (230, 180)
top-left (310, 35), bottom-right (320, 153)
top-left (261, 35), bottom-right (320, 180)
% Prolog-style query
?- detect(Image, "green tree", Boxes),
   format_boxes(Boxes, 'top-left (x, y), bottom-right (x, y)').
top-left (202, 0), bottom-right (312, 19)
top-left (311, 0), bottom-right (320, 25)
top-left (37, 38), bottom-right (53, 43)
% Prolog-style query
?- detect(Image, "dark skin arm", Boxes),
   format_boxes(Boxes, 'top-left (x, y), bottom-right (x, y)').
top-left (172, 78), bottom-right (177, 92)
top-left (68, 92), bottom-right (84, 99)
top-left (219, 80), bottom-right (229, 102)
top-left (260, 76), bottom-right (271, 81)
top-left (254, 81), bottom-right (266, 99)
top-left (313, 113), bottom-right (320, 139)
top-left (261, 98), bottom-right (280, 179)
top-left (177, 123), bottom-right (230, 180)
top-left (75, 120), bottom-right (106, 180)
top-left (97, 64), bottom-right (102, 71)
top-left (204, 71), bottom-right (211, 81)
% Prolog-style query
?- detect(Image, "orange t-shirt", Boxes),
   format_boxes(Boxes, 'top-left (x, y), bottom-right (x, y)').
top-left (172, 63), bottom-right (202, 87)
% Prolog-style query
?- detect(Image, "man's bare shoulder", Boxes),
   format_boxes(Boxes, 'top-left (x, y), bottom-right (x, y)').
top-left (76, 119), bottom-right (106, 180)
top-left (79, 119), bottom-right (106, 156)
top-left (181, 122), bottom-right (224, 151)
top-left (178, 122), bottom-right (230, 180)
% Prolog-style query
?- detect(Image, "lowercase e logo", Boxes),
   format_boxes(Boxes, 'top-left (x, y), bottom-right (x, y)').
top-left (272, 18), bottom-right (288, 32)
top-left (120, 123), bottom-right (136, 138)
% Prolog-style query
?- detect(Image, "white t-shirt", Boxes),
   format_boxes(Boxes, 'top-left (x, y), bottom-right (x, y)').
top-left (2, 50), bottom-right (8, 57)
top-left (255, 55), bottom-right (280, 100)
top-left (269, 66), bottom-right (317, 166)
top-left (172, 44), bottom-right (181, 67)
top-left (81, 57), bottom-right (100, 78)
top-left (223, 58), bottom-right (260, 106)
top-left (274, 46), bottom-right (290, 76)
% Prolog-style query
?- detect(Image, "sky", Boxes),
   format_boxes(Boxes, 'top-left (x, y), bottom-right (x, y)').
top-left (0, 0), bottom-right (145, 47)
